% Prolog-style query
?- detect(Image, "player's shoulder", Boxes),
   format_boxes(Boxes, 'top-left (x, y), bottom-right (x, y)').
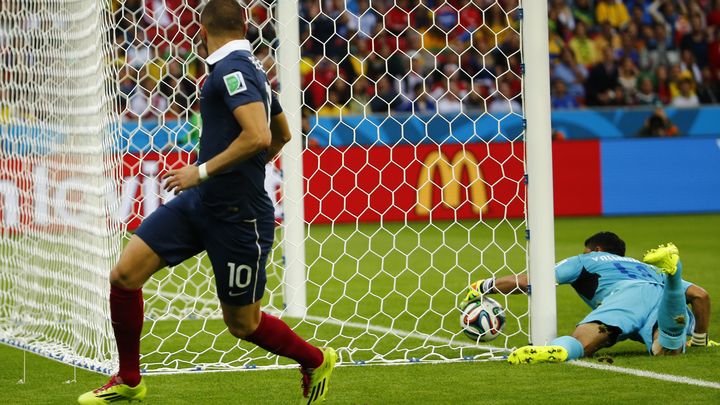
top-left (210, 52), bottom-right (265, 96)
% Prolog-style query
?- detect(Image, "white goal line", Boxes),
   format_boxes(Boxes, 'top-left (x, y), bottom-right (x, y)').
top-left (142, 287), bottom-right (508, 354)
top-left (570, 360), bottom-right (720, 390)
top-left (298, 313), bottom-right (507, 354)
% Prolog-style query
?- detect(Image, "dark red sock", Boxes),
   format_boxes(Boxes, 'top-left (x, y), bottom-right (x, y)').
top-left (245, 312), bottom-right (323, 369)
top-left (110, 284), bottom-right (144, 387)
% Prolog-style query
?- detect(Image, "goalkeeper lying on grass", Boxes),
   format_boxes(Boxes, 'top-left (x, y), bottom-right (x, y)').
top-left (463, 232), bottom-right (715, 364)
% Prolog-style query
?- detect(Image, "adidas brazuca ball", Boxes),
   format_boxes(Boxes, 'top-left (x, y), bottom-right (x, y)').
top-left (460, 297), bottom-right (506, 342)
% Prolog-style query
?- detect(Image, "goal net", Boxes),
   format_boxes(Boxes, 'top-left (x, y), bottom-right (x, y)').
top-left (0, 0), bottom-right (548, 374)
top-left (0, 0), bottom-right (119, 371)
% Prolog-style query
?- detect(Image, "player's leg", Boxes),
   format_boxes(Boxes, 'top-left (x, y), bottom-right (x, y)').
top-left (651, 328), bottom-right (683, 355)
top-left (221, 300), bottom-right (329, 370)
top-left (220, 300), bottom-right (336, 404)
top-left (110, 235), bottom-right (166, 382)
top-left (77, 236), bottom-right (163, 404)
top-left (652, 264), bottom-right (687, 355)
top-left (79, 193), bottom-right (205, 404)
top-left (643, 243), bottom-right (687, 355)
top-left (569, 322), bottom-right (619, 357)
top-left (509, 283), bottom-right (652, 365)
top-left (208, 218), bottom-right (336, 403)
top-left (77, 235), bottom-right (162, 404)
top-left (507, 322), bottom-right (616, 364)
top-left (110, 235), bottom-right (166, 289)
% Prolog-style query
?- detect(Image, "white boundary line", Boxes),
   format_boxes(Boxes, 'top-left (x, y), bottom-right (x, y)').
top-left (309, 315), bottom-right (720, 390)
top-left (299, 314), bottom-right (505, 352)
top-left (570, 360), bottom-right (720, 390)
top-left (141, 287), bottom-right (508, 352)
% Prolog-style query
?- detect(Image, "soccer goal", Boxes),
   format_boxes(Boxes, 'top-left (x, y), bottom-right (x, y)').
top-left (0, 0), bottom-right (555, 374)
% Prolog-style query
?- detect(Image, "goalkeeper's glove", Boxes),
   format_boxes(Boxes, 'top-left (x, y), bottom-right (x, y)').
top-left (687, 332), bottom-right (720, 347)
top-left (460, 278), bottom-right (495, 307)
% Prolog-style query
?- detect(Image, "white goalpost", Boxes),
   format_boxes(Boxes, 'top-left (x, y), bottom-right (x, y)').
top-left (276, 0), bottom-right (308, 319)
top-left (0, 0), bottom-right (556, 374)
top-left (522, 0), bottom-right (557, 345)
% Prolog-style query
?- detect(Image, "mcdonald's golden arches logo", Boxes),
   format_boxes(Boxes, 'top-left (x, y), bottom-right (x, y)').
top-left (415, 150), bottom-right (488, 216)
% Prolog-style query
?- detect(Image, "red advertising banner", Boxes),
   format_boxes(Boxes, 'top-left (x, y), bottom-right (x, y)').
top-left (0, 158), bottom-right (32, 233)
top-left (0, 152), bottom-right (195, 234)
top-left (303, 140), bottom-right (602, 223)
top-left (304, 142), bottom-right (527, 223)
top-left (121, 151), bottom-right (196, 230)
top-left (551, 140), bottom-right (602, 216)
top-left (0, 141), bottom-right (601, 233)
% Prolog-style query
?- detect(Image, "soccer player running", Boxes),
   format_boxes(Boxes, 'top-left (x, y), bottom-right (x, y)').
top-left (462, 232), bottom-right (715, 364)
top-left (78, 1), bottom-right (336, 403)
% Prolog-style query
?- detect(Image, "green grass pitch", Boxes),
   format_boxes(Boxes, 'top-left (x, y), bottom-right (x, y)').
top-left (2, 214), bottom-right (719, 403)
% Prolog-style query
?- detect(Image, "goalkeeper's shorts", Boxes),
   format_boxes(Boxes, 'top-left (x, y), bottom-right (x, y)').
top-left (578, 282), bottom-right (694, 354)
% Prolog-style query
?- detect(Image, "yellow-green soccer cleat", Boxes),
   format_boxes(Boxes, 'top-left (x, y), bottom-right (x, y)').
top-left (642, 243), bottom-right (680, 275)
top-left (300, 347), bottom-right (338, 404)
top-left (507, 345), bottom-right (568, 365)
top-left (77, 375), bottom-right (146, 404)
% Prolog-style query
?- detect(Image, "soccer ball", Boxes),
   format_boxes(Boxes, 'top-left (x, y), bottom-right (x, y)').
top-left (460, 297), bottom-right (506, 342)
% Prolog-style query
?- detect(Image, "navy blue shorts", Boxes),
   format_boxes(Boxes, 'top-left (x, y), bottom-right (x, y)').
top-left (135, 189), bottom-right (274, 306)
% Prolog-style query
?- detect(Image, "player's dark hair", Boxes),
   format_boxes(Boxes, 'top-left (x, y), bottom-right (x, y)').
top-left (584, 232), bottom-right (626, 256)
top-left (201, 0), bottom-right (246, 36)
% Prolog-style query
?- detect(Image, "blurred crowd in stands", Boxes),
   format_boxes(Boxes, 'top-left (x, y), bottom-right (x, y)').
top-left (112, 0), bottom-right (202, 121)
top-left (109, 0), bottom-right (720, 126)
top-left (549, 0), bottom-right (720, 109)
top-left (112, 0), bottom-right (520, 122)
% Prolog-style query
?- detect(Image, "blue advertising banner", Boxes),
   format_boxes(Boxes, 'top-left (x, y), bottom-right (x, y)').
top-left (4, 106), bottom-right (718, 153)
top-left (307, 112), bottom-right (524, 148)
top-left (601, 138), bottom-right (720, 215)
top-left (307, 106), bottom-right (720, 147)
top-left (119, 119), bottom-right (197, 153)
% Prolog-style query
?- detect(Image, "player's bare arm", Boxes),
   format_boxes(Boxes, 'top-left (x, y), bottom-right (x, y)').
top-left (462, 273), bottom-right (529, 304)
top-left (493, 274), bottom-right (529, 294)
top-left (266, 111), bottom-right (292, 163)
top-left (686, 284), bottom-right (710, 334)
top-left (163, 101), bottom-right (271, 194)
top-left (685, 284), bottom-right (715, 346)
top-left (471, 274), bottom-right (528, 295)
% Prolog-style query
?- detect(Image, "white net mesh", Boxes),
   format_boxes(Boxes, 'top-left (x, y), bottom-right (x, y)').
top-left (0, 0), bottom-right (119, 372)
top-left (1, 0), bottom-right (529, 373)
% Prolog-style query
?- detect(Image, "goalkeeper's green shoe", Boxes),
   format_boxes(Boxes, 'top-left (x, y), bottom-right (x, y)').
top-left (507, 345), bottom-right (568, 365)
top-left (78, 375), bottom-right (146, 404)
top-left (642, 243), bottom-right (680, 275)
top-left (300, 347), bottom-right (338, 404)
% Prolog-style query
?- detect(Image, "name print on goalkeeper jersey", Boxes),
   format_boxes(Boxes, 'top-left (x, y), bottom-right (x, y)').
top-left (198, 39), bottom-right (282, 222)
top-left (554, 251), bottom-right (688, 310)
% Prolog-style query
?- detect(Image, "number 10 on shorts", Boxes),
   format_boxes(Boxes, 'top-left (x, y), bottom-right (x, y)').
top-left (228, 262), bottom-right (252, 288)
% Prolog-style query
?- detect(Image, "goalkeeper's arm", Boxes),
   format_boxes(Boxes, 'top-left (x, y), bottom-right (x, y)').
top-left (462, 274), bottom-right (528, 306)
top-left (686, 284), bottom-right (715, 346)
top-left (476, 274), bottom-right (529, 295)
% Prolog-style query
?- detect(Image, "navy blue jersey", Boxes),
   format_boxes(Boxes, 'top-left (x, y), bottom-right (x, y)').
top-left (198, 40), bottom-right (282, 221)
